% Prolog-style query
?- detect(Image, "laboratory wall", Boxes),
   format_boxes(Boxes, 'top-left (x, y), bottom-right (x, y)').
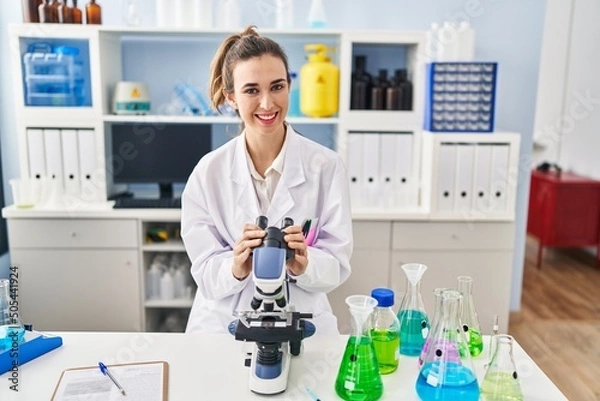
top-left (0, 0), bottom-right (547, 310)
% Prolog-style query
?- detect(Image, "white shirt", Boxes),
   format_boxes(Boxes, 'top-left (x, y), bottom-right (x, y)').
top-left (244, 131), bottom-right (288, 214)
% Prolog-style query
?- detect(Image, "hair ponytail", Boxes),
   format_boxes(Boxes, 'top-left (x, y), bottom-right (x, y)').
top-left (208, 25), bottom-right (290, 113)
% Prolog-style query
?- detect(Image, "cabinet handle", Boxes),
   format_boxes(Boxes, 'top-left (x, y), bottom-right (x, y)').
top-left (451, 234), bottom-right (460, 241)
top-left (71, 232), bottom-right (77, 238)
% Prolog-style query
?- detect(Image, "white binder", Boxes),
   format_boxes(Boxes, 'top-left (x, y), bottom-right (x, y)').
top-left (454, 143), bottom-right (475, 214)
top-left (436, 143), bottom-right (457, 212)
top-left (490, 144), bottom-right (510, 212)
top-left (61, 129), bottom-right (81, 196)
top-left (26, 128), bottom-right (46, 181)
top-left (77, 129), bottom-right (97, 201)
top-left (379, 133), bottom-right (397, 208)
top-left (347, 133), bottom-right (363, 208)
top-left (361, 133), bottom-right (380, 207)
top-left (43, 129), bottom-right (63, 186)
top-left (472, 144), bottom-right (493, 213)
top-left (395, 134), bottom-right (414, 208)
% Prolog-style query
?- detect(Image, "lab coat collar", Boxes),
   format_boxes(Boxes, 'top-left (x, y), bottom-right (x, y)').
top-left (231, 124), bottom-right (306, 225)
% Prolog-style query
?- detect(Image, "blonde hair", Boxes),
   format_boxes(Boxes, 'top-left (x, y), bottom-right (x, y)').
top-left (209, 25), bottom-right (291, 112)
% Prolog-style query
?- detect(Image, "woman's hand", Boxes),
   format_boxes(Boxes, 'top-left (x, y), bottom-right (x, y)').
top-left (283, 225), bottom-right (308, 276)
top-left (232, 223), bottom-right (266, 280)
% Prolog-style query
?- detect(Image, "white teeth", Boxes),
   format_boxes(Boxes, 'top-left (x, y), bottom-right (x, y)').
top-left (256, 113), bottom-right (276, 120)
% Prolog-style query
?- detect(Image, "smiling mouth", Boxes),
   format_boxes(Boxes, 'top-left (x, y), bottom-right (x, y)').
top-left (255, 112), bottom-right (278, 123)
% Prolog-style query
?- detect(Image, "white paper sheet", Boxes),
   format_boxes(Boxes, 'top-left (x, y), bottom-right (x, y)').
top-left (52, 362), bottom-right (165, 401)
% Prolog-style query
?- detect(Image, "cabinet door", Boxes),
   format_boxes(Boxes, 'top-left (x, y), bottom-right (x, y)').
top-left (328, 249), bottom-right (390, 334)
top-left (391, 250), bottom-right (512, 334)
top-left (11, 249), bottom-right (142, 331)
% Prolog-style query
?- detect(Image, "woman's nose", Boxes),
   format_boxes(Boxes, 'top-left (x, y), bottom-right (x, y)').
top-left (259, 93), bottom-right (274, 110)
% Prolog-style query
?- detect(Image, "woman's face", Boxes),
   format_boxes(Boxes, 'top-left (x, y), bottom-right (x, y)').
top-left (226, 54), bottom-right (289, 139)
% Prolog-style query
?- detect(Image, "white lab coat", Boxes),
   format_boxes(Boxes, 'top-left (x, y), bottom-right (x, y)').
top-left (181, 125), bottom-right (353, 335)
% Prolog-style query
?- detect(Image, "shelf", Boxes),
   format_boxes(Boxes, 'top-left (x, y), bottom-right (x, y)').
top-left (145, 299), bottom-right (193, 308)
top-left (344, 110), bottom-right (421, 132)
top-left (103, 114), bottom-right (339, 125)
top-left (142, 240), bottom-right (186, 252)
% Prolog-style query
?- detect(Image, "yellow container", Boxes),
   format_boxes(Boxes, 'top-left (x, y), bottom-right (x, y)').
top-left (300, 44), bottom-right (339, 118)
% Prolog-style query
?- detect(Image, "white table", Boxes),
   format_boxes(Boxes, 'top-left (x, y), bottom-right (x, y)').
top-left (0, 332), bottom-right (567, 400)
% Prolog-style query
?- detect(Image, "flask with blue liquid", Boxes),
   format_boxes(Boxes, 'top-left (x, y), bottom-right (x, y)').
top-left (416, 289), bottom-right (480, 401)
top-left (0, 279), bottom-right (25, 351)
top-left (397, 263), bottom-right (430, 356)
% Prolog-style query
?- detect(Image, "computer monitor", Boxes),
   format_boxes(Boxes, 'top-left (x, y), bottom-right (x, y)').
top-left (110, 123), bottom-right (212, 199)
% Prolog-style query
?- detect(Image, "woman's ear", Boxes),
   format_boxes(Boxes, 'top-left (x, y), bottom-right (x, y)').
top-left (224, 90), bottom-right (237, 109)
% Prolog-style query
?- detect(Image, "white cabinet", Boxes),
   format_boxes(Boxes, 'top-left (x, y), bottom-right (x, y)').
top-left (7, 218), bottom-right (141, 331)
top-left (390, 221), bottom-right (514, 334)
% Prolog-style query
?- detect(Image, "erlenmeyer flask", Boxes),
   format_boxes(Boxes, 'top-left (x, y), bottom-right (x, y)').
top-left (458, 276), bottom-right (483, 357)
top-left (397, 263), bottom-right (429, 356)
top-left (419, 287), bottom-right (447, 367)
top-left (416, 289), bottom-right (480, 401)
top-left (480, 335), bottom-right (523, 401)
top-left (335, 295), bottom-right (383, 401)
top-left (0, 279), bottom-right (25, 351)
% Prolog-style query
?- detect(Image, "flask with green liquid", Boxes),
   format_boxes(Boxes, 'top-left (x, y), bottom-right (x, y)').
top-left (458, 276), bottom-right (484, 357)
top-left (335, 295), bottom-right (383, 401)
top-left (481, 334), bottom-right (524, 401)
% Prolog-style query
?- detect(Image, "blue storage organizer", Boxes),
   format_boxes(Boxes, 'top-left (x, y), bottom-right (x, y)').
top-left (21, 40), bottom-right (92, 107)
top-left (424, 62), bottom-right (497, 132)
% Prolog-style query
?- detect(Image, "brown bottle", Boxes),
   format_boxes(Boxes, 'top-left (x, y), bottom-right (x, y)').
top-left (85, 0), bottom-right (102, 24)
top-left (50, 0), bottom-right (61, 21)
top-left (71, 0), bottom-right (83, 24)
top-left (22, 0), bottom-right (43, 22)
top-left (58, 0), bottom-right (73, 23)
top-left (38, 0), bottom-right (56, 23)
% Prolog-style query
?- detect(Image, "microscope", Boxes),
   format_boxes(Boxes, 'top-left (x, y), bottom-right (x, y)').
top-left (228, 216), bottom-right (315, 395)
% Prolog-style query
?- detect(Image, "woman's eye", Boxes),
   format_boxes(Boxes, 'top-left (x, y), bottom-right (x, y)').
top-left (245, 88), bottom-right (258, 95)
top-left (272, 84), bottom-right (284, 91)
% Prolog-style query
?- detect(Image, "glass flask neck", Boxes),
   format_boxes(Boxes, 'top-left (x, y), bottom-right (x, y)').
top-left (458, 276), bottom-right (473, 295)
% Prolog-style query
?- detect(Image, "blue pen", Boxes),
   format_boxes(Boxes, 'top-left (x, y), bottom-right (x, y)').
top-left (305, 387), bottom-right (321, 401)
top-left (99, 362), bottom-right (127, 396)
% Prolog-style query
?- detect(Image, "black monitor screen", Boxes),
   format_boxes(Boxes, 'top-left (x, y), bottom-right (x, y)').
top-left (110, 123), bottom-right (212, 196)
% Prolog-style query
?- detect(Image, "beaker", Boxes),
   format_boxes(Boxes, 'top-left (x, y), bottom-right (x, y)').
top-left (480, 335), bottom-right (523, 401)
top-left (397, 263), bottom-right (429, 356)
top-left (458, 276), bottom-right (484, 357)
top-left (419, 287), bottom-right (447, 367)
top-left (335, 295), bottom-right (383, 401)
top-left (416, 289), bottom-right (480, 401)
top-left (0, 279), bottom-right (25, 351)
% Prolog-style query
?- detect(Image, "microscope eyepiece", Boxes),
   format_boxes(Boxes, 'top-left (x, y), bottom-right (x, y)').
top-left (281, 217), bottom-right (294, 229)
top-left (256, 216), bottom-right (269, 230)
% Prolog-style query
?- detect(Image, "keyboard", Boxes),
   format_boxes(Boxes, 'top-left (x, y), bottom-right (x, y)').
top-left (113, 197), bottom-right (182, 209)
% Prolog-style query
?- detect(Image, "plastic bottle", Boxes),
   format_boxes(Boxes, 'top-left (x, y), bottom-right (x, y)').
top-left (85, 0), bottom-right (101, 24)
top-left (146, 263), bottom-right (161, 299)
top-left (457, 21), bottom-right (476, 61)
top-left (173, 266), bottom-right (186, 299)
top-left (370, 69), bottom-right (389, 110)
top-left (370, 288), bottom-right (400, 374)
top-left (275, 0), bottom-right (293, 29)
top-left (351, 55), bottom-right (372, 110)
top-left (437, 21), bottom-right (459, 61)
top-left (160, 269), bottom-right (174, 300)
top-left (425, 22), bottom-right (440, 62)
top-left (288, 72), bottom-right (301, 117)
top-left (307, 0), bottom-right (327, 28)
top-left (121, 0), bottom-right (141, 27)
top-left (300, 44), bottom-right (339, 118)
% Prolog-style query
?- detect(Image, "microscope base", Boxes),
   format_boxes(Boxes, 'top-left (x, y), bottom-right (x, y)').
top-left (249, 343), bottom-right (290, 395)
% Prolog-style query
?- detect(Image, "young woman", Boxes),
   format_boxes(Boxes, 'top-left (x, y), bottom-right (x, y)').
top-left (181, 26), bottom-right (352, 334)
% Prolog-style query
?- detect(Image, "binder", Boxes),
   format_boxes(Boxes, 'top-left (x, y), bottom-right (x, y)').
top-left (436, 143), bottom-right (457, 212)
top-left (26, 128), bottom-right (46, 181)
top-left (43, 129), bottom-right (63, 185)
top-left (347, 133), bottom-right (363, 208)
top-left (361, 133), bottom-right (380, 207)
top-left (61, 129), bottom-right (81, 196)
top-left (395, 133), bottom-right (414, 208)
top-left (379, 133), bottom-right (397, 208)
top-left (490, 144), bottom-right (510, 212)
top-left (0, 331), bottom-right (63, 375)
top-left (77, 129), bottom-right (97, 201)
top-left (454, 143), bottom-right (475, 214)
top-left (472, 144), bottom-right (493, 213)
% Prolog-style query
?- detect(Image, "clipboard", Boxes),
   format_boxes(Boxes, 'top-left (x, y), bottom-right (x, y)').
top-left (51, 360), bottom-right (169, 401)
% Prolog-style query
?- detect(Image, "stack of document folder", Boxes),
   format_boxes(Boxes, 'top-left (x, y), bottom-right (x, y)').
top-left (0, 331), bottom-right (63, 375)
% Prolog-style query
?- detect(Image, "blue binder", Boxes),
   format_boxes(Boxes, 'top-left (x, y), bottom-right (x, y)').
top-left (0, 331), bottom-right (63, 375)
